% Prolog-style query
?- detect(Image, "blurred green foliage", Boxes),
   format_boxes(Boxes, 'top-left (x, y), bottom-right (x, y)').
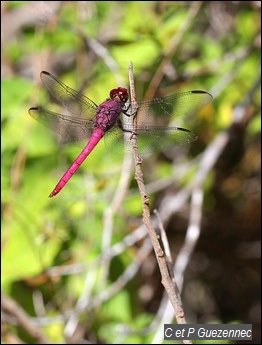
top-left (1, 1), bottom-right (260, 344)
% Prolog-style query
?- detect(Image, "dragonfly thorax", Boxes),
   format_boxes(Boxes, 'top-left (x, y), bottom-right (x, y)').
top-left (93, 99), bottom-right (123, 132)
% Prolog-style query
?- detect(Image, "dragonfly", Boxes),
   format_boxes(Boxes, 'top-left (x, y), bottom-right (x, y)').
top-left (29, 71), bottom-right (213, 197)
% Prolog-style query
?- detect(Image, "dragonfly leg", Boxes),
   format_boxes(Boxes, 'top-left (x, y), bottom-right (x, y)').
top-left (122, 103), bottom-right (138, 117)
top-left (117, 119), bottom-right (138, 142)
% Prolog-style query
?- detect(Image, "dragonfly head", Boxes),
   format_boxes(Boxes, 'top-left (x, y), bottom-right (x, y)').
top-left (110, 87), bottom-right (129, 103)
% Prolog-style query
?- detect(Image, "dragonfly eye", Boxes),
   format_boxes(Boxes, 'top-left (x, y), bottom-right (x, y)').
top-left (110, 87), bottom-right (129, 103)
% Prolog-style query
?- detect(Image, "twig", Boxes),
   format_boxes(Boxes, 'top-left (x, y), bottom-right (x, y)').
top-left (46, 224), bottom-right (148, 278)
top-left (1, 292), bottom-right (51, 344)
top-left (150, 188), bottom-right (203, 344)
top-left (128, 62), bottom-right (189, 328)
top-left (153, 210), bottom-right (175, 281)
top-left (85, 238), bottom-right (152, 312)
top-left (100, 154), bottom-right (133, 284)
top-left (64, 239), bottom-right (152, 341)
top-left (144, 1), bottom-right (202, 99)
top-left (175, 187), bottom-right (204, 289)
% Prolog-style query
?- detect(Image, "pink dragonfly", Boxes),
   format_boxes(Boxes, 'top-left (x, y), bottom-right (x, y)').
top-left (29, 71), bottom-right (212, 197)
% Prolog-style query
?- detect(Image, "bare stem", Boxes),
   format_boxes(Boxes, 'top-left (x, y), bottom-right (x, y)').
top-left (128, 62), bottom-right (189, 329)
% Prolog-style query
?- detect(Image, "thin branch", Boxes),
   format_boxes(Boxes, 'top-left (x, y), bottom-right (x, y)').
top-left (144, 1), bottom-right (202, 99)
top-left (150, 188), bottom-right (203, 344)
top-left (128, 62), bottom-right (189, 328)
top-left (1, 292), bottom-right (51, 344)
top-left (85, 239), bottom-right (152, 312)
top-left (175, 187), bottom-right (204, 290)
top-left (46, 224), bottom-right (148, 278)
top-left (63, 239), bottom-right (152, 341)
top-left (100, 155), bottom-right (133, 281)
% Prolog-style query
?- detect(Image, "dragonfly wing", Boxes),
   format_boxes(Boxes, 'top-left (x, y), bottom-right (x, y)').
top-left (29, 107), bottom-right (94, 143)
top-left (135, 90), bottom-right (213, 126)
top-left (135, 125), bottom-right (197, 153)
top-left (104, 124), bottom-right (197, 155)
top-left (105, 90), bottom-right (211, 154)
top-left (40, 71), bottom-right (98, 119)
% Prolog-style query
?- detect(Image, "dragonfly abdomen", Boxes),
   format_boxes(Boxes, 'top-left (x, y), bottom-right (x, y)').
top-left (49, 128), bottom-right (104, 197)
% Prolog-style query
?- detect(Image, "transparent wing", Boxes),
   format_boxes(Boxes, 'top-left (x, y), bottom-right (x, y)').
top-left (40, 71), bottom-right (98, 119)
top-left (104, 124), bottom-right (197, 154)
top-left (129, 90), bottom-right (213, 127)
top-left (106, 90), bottom-right (212, 154)
top-left (29, 107), bottom-right (94, 143)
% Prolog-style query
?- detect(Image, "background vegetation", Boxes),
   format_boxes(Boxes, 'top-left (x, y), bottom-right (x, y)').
top-left (2, 1), bottom-right (260, 344)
